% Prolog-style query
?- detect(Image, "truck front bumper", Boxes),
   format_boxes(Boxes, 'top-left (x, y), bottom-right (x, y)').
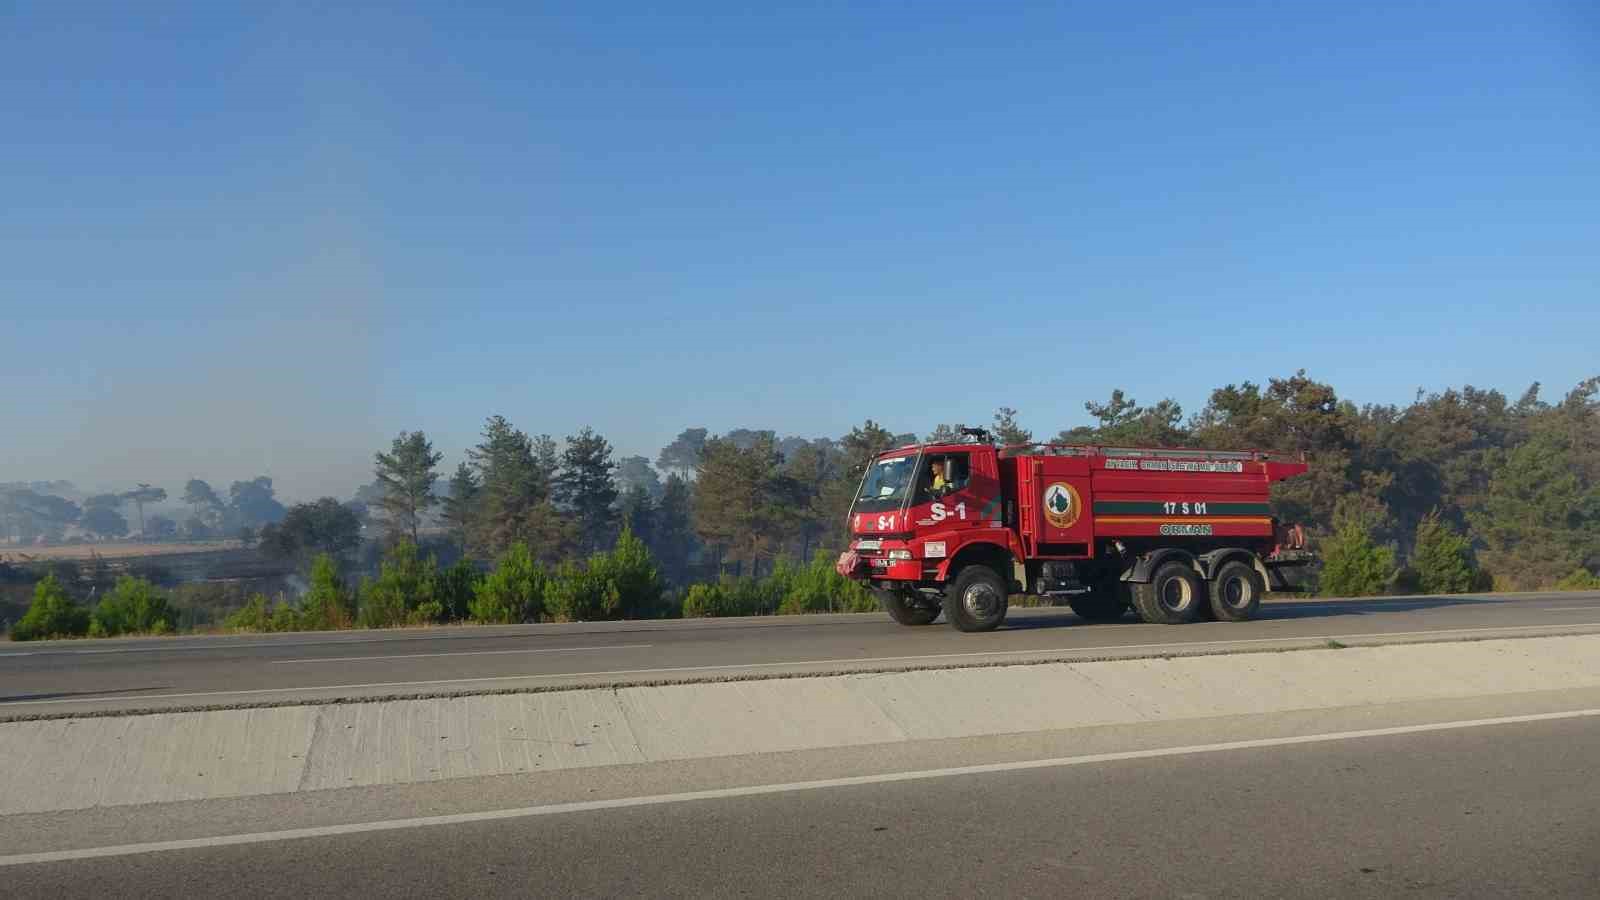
top-left (835, 550), bottom-right (923, 582)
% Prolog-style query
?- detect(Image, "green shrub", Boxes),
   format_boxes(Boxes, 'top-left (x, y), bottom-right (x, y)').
top-left (595, 527), bottom-right (666, 619)
top-left (775, 561), bottom-right (822, 614)
top-left (759, 557), bottom-right (800, 611)
top-left (538, 529), bottom-right (670, 623)
top-left (1318, 520), bottom-right (1395, 597)
top-left (227, 557), bottom-right (356, 634)
top-left (470, 543), bottom-right (545, 623)
top-left (681, 577), bottom-right (766, 617)
top-left (437, 559), bottom-right (480, 622)
top-left (269, 600), bottom-right (300, 632)
top-left (545, 559), bottom-right (617, 622)
top-left (777, 552), bottom-right (877, 614)
top-left (742, 573), bottom-right (788, 614)
top-left (836, 582), bottom-right (878, 613)
top-left (360, 542), bottom-right (437, 628)
top-left (679, 553), bottom-right (876, 618)
top-left (224, 593), bottom-right (305, 632)
top-left (11, 574), bottom-right (90, 640)
top-left (224, 594), bottom-right (274, 631)
top-left (1411, 512), bottom-right (1479, 594)
top-left (1555, 568), bottom-right (1600, 591)
top-left (170, 582), bottom-right (247, 630)
top-left (89, 575), bottom-right (177, 637)
top-left (300, 554), bottom-right (354, 630)
top-left (225, 588), bottom-right (357, 633)
top-left (681, 582), bottom-right (734, 618)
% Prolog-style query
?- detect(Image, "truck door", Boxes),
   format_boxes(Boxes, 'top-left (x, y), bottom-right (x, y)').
top-left (911, 450), bottom-right (999, 535)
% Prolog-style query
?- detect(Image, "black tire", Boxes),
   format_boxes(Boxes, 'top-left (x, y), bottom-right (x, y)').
top-left (1069, 581), bottom-right (1128, 623)
top-left (943, 566), bottom-right (1009, 632)
top-left (878, 589), bottom-right (940, 626)
top-left (1130, 561), bottom-right (1204, 624)
top-left (1209, 560), bottom-right (1264, 622)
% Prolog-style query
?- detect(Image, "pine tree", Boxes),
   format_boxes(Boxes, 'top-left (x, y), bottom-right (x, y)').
top-left (183, 479), bottom-right (223, 528)
top-left (618, 483), bottom-right (656, 549)
top-left (653, 474), bottom-right (696, 584)
top-left (373, 431), bottom-right (443, 545)
top-left (692, 433), bottom-right (800, 575)
top-left (1411, 511), bottom-right (1477, 594)
top-left (557, 427), bottom-right (619, 555)
top-left (1471, 431), bottom-right (1600, 589)
top-left (783, 440), bottom-right (842, 560)
top-left (467, 416), bottom-right (544, 555)
top-left (992, 407), bottom-right (1032, 448)
top-left (656, 428), bottom-right (709, 480)
top-left (522, 500), bottom-right (579, 565)
top-left (441, 462), bottom-right (479, 555)
top-left (532, 434), bottom-right (561, 487)
top-left (839, 420), bottom-right (898, 477)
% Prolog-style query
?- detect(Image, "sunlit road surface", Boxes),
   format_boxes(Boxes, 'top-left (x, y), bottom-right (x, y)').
top-left (6, 701), bottom-right (1599, 897)
top-left (3, 590), bottom-right (1599, 716)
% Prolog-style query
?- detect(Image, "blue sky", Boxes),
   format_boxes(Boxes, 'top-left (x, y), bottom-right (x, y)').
top-left (3, 1), bottom-right (1597, 500)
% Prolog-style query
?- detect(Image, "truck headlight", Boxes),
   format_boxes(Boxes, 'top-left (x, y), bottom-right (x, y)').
top-left (887, 549), bottom-right (913, 560)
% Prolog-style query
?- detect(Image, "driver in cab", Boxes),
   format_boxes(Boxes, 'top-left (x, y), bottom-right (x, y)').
top-left (925, 459), bottom-right (951, 498)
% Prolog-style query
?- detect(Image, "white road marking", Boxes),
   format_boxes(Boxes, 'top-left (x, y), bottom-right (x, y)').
top-left (7, 621), bottom-right (1600, 708)
top-left (1544, 607), bottom-right (1599, 612)
top-left (271, 644), bottom-right (654, 664)
top-left (1268, 602), bottom-right (1462, 611)
top-left (4, 707), bottom-right (1597, 867)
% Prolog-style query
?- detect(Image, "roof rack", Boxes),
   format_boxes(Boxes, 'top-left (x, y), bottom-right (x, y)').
top-left (1005, 443), bottom-right (1304, 463)
top-left (882, 441), bottom-right (1306, 464)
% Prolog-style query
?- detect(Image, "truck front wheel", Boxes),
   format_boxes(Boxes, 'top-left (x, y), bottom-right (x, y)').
top-left (944, 566), bottom-right (1009, 632)
top-left (1131, 562), bottom-right (1204, 624)
top-left (1209, 561), bottom-right (1264, 622)
top-left (877, 589), bottom-right (940, 626)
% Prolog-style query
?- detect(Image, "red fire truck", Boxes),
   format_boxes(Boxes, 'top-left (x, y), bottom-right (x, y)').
top-left (836, 429), bottom-right (1314, 632)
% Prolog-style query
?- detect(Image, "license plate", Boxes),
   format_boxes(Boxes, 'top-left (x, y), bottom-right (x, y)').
top-left (856, 539), bottom-right (882, 551)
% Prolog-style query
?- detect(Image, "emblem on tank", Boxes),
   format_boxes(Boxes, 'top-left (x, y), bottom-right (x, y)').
top-left (1042, 482), bottom-right (1082, 529)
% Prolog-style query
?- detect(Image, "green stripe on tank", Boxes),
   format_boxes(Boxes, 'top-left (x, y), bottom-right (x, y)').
top-left (1092, 501), bottom-right (1162, 515)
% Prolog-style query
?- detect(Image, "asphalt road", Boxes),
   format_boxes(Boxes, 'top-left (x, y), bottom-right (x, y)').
top-left (7, 702), bottom-right (1599, 897)
top-left (4, 590), bottom-right (1600, 716)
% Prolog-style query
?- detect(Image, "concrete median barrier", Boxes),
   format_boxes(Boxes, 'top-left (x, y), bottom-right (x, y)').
top-left (4, 634), bottom-right (1600, 816)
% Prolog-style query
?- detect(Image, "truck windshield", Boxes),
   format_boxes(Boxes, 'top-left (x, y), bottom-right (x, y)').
top-left (852, 452), bottom-right (919, 514)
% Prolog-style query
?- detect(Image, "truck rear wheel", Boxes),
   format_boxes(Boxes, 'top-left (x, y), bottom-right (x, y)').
top-left (944, 566), bottom-right (1009, 632)
top-left (1069, 581), bottom-right (1127, 623)
top-left (1209, 561), bottom-right (1264, 622)
top-left (1131, 562), bottom-right (1204, 624)
top-left (878, 589), bottom-right (940, 626)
